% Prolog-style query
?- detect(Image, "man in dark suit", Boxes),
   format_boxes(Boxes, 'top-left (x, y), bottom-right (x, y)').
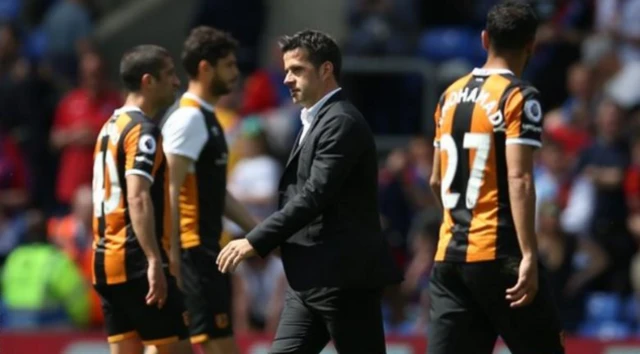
top-left (217, 29), bottom-right (401, 353)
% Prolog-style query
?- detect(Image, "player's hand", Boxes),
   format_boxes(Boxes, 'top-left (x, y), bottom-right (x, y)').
top-left (146, 260), bottom-right (167, 308)
top-left (216, 239), bottom-right (257, 273)
top-left (506, 255), bottom-right (538, 308)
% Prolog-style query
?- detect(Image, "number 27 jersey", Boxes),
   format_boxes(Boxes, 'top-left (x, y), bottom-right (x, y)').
top-left (433, 68), bottom-right (543, 263)
top-left (91, 106), bottom-right (170, 285)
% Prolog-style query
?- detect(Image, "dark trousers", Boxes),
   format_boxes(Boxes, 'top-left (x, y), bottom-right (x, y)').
top-left (428, 259), bottom-right (565, 354)
top-left (270, 286), bottom-right (386, 354)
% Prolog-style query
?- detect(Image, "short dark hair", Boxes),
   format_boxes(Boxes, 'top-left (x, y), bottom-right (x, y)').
top-left (120, 44), bottom-right (171, 92)
top-left (279, 29), bottom-right (342, 80)
top-left (486, 0), bottom-right (539, 51)
top-left (182, 26), bottom-right (238, 78)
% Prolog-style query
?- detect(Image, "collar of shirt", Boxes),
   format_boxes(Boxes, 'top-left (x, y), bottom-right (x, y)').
top-left (471, 68), bottom-right (514, 76)
top-left (300, 87), bottom-right (342, 127)
top-left (114, 105), bottom-right (143, 116)
top-left (183, 92), bottom-right (215, 112)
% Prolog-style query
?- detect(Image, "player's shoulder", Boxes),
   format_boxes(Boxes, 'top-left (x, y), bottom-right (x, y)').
top-left (163, 106), bottom-right (206, 132)
top-left (441, 73), bottom-right (475, 97)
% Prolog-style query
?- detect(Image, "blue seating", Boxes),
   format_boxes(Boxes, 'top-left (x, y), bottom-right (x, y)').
top-left (417, 27), bottom-right (486, 66)
top-left (622, 295), bottom-right (639, 325)
top-left (579, 320), bottom-right (632, 340)
top-left (0, 0), bottom-right (20, 21)
top-left (24, 27), bottom-right (47, 61)
top-left (585, 292), bottom-right (623, 322)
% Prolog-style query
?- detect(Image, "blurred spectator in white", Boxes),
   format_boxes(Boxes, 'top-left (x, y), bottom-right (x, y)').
top-left (226, 117), bottom-right (281, 237)
top-left (1, 211), bottom-right (90, 329)
top-left (573, 98), bottom-right (632, 292)
top-left (594, 0), bottom-right (640, 63)
top-left (538, 201), bottom-right (609, 333)
top-left (50, 51), bottom-right (121, 212)
top-left (41, 0), bottom-right (93, 85)
top-left (560, 174), bottom-right (595, 236)
top-left (232, 255), bottom-right (286, 333)
top-left (534, 138), bottom-right (570, 220)
top-left (346, 0), bottom-right (420, 56)
top-left (606, 61), bottom-right (640, 111)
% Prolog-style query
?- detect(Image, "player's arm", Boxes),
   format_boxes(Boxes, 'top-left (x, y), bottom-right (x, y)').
top-left (224, 192), bottom-right (259, 233)
top-left (504, 86), bottom-right (543, 308)
top-left (125, 124), bottom-right (163, 265)
top-left (161, 107), bottom-right (208, 277)
top-left (125, 122), bottom-right (168, 306)
top-left (504, 87), bottom-right (542, 261)
top-left (164, 153), bottom-right (192, 268)
top-left (430, 99), bottom-right (444, 210)
top-left (127, 173), bottom-right (162, 264)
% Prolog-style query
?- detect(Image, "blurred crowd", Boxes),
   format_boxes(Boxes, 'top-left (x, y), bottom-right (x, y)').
top-left (0, 0), bottom-right (640, 343)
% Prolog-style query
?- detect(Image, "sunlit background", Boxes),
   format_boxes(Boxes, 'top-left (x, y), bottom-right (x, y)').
top-left (0, 0), bottom-right (639, 353)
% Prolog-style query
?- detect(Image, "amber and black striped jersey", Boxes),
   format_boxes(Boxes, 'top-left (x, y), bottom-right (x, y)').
top-left (91, 106), bottom-right (170, 285)
top-left (161, 93), bottom-right (228, 253)
top-left (433, 68), bottom-right (543, 263)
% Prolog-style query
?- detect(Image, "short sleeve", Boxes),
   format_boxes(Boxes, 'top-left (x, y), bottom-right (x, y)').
top-left (124, 122), bottom-right (162, 183)
top-left (433, 93), bottom-right (446, 149)
top-left (161, 107), bottom-right (209, 160)
top-left (504, 86), bottom-right (543, 148)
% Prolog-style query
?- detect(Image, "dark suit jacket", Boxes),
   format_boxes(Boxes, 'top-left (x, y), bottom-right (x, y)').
top-left (246, 91), bottom-right (402, 291)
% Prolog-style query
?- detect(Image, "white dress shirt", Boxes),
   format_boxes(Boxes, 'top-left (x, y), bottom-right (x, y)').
top-left (299, 87), bottom-right (342, 143)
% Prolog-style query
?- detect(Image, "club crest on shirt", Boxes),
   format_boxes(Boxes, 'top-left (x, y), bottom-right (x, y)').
top-left (524, 99), bottom-right (542, 123)
top-left (215, 313), bottom-right (229, 329)
top-left (138, 134), bottom-right (156, 154)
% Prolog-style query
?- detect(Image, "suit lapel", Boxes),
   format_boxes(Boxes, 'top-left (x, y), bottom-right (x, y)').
top-left (285, 91), bottom-right (344, 168)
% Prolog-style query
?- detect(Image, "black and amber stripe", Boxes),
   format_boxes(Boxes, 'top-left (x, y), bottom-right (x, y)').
top-left (435, 72), bottom-right (528, 263)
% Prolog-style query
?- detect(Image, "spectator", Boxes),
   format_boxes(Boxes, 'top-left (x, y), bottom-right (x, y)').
top-left (378, 148), bottom-right (414, 268)
top-left (0, 130), bottom-right (30, 212)
top-left (47, 185), bottom-right (92, 266)
top-left (534, 138), bottom-right (570, 215)
top-left (346, 0), bottom-right (420, 56)
top-left (50, 51), bottom-right (121, 212)
top-left (594, 0), bottom-right (640, 63)
top-left (41, 0), bottom-right (93, 84)
top-left (232, 255), bottom-right (286, 334)
top-left (401, 209), bottom-right (440, 333)
top-left (0, 21), bottom-right (57, 211)
top-left (537, 201), bottom-right (609, 333)
top-left (0, 211), bottom-right (90, 329)
top-left (226, 118), bottom-right (281, 237)
top-left (574, 98), bottom-right (633, 293)
top-left (47, 185), bottom-right (103, 327)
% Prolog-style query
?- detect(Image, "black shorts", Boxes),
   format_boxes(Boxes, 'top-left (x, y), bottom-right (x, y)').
top-left (182, 246), bottom-right (233, 343)
top-left (93, 272), bottom-right (189, 346)
top-left (427, 258), bottom-right (565, 354)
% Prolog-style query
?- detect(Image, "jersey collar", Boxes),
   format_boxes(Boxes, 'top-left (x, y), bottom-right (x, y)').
top-left (471, 68), bottom-right (514, 76)
top-left (114, 106), bottom-right (144, 116)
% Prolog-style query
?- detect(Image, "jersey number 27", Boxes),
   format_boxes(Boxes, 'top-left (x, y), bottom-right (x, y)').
top-left (440, 133), bottom-right (491, 210)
